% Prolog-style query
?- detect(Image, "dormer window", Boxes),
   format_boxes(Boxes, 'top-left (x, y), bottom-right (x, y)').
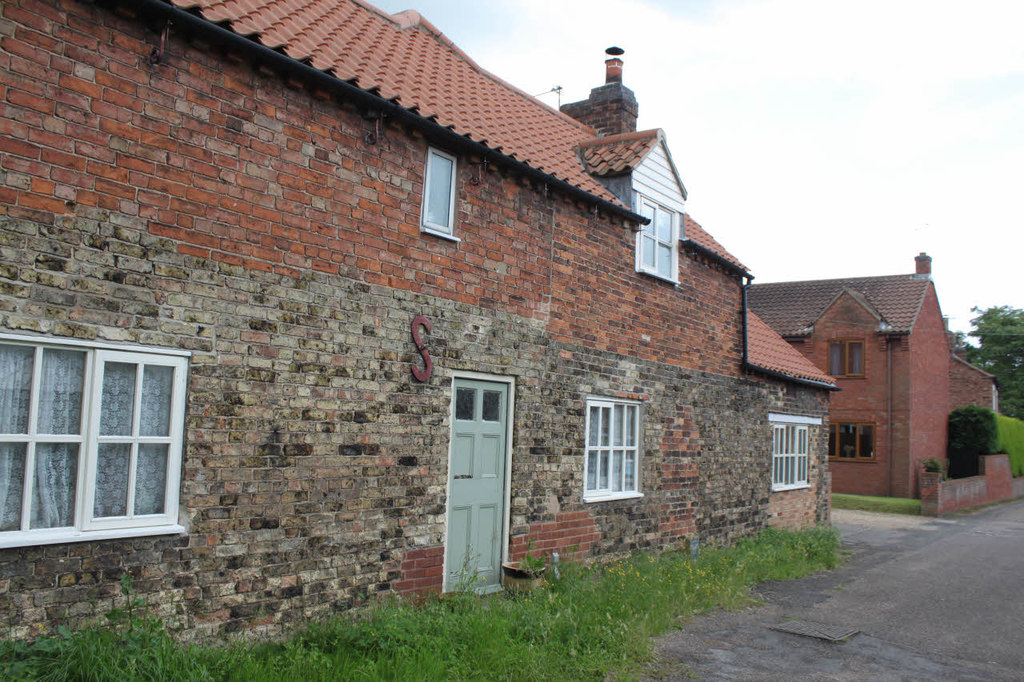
top-left (636, 198), bottom-right (677, 282)
top-left (421, 147), bottom-right (457, 238)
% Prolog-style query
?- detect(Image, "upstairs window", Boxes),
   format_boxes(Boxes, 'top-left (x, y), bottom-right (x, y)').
top-left (828, 340), bottom-right (864, 377)
top-left (829, 422), bottom-right (874, 460)
top-left (421, 147), bottom-right (457, 238)
top-left (584, 398), bottom-right (641, 502)
top-left (0, 337), bottom-right (188, 548)
top-left (636, 198), bottom-right (678, 282)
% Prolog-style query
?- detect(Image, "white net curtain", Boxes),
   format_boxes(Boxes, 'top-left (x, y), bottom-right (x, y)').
top-left (0, 344), bottom-right (173, 533)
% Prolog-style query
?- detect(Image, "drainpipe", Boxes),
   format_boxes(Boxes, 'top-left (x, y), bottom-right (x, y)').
top-left (887, 335), bottom-right (894, 497)
top-left (741, 277), bottom-right (752, 366)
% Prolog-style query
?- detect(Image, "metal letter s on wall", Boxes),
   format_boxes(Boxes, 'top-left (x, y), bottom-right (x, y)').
top-left (411, 315), bottom-right (432, 382)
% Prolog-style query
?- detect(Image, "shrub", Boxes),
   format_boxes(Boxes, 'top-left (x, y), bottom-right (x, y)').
top-left (996, 414), bottom-right (1024, 477)
top-left (948, 406), bottom-right (999, 478)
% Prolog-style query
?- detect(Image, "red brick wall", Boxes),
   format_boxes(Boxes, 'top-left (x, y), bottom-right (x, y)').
top-left (788, 287), bottom-right (951, 499)
top-left (921, 454), bottom-right (1017, 516)
top-left (791, 293), bottom-right (906, 496)
top-left (0, 0), bottom-right (828, 639)
top-left (950, 355), bottom-right (997, 412)
top-left (906, 286), bottom-right (949, 498)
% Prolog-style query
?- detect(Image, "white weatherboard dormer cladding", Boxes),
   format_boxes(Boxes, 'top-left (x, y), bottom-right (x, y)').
top-left (632, 136), bottom-right (686, 283)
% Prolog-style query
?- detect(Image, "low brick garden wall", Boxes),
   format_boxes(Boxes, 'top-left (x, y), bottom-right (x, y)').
top-left (920, 454), bottom-right (1022, 516)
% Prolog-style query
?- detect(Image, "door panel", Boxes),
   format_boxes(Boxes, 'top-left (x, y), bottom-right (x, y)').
top-left (446, 379), bottom-right (508, 591)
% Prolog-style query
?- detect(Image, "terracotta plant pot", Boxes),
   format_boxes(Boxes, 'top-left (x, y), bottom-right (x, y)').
top-left (501, 562), bottom-right (546, 592)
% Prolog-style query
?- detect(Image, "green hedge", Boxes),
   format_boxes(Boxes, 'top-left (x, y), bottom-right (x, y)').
top-left (948, 406), bottom-right (999, 478)
top-left (996, 414), bottom-right (1024, 477)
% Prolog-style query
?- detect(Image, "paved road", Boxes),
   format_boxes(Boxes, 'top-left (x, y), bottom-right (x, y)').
top-left (645, 500), bottom-right (1024, 680)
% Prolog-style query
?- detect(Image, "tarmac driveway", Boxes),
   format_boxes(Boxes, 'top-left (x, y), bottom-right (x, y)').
top-left (644, 499), bottom-right (1024, 680)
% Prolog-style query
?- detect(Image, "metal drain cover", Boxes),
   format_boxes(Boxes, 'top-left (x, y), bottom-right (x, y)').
top-left (769, 620), bottom-right (859, 642)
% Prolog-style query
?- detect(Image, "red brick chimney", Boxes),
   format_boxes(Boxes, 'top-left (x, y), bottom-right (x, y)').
top-left (915, 252), bottom-right (932, 278)
top-left (560, 47), bottom-right (638, 137)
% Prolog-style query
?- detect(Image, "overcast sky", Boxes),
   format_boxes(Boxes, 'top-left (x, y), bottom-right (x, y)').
top-left (374, 0), bottom-right (1023, 336)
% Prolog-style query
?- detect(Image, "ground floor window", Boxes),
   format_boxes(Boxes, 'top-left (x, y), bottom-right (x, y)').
top-left (584, 397), bottom-right (641, 502)
top-left (0, 335), bottom-right (188, 548)
top-left (770, 414), bottom-right (816, 491)
top-left (829, 422), bottom-right (874, 460)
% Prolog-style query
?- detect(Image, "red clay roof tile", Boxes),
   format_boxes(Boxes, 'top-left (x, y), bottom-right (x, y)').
top-left (171, 1), bottom-right (751, 274)
top-left (682, 215), bottom-right (747, 272)
top-left (747, 311), bottom-right (836, 386)
top-left (578, 130), bottom-right (660, 177)
top-left (171, 0), bottom-right (621, 203)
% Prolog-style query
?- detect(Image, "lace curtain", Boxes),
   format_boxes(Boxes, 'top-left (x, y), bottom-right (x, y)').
top-left (0, 346), bottom-right (84, 530)
top-left (93, 362), bottom-right (170, 518)
top-left (2, 347), bottom-right (173, 529)
top-left (0, 345), bottom-right (32, 531)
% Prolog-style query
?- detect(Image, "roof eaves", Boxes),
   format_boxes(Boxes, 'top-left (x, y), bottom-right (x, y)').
top-left (140, 0), bottom-right (645, 225)
top-left (680, 238), bottom-right (751, 279)
top-left (743, 362), bottom-right (839, 391)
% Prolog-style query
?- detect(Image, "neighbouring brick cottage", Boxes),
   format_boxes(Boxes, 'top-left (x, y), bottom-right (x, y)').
top-left (0, 0), bottom-right (834, 640)
top-left (750, 253), bottom-right (993, 499)
top-left (949, 347), bottom-right (999, 413)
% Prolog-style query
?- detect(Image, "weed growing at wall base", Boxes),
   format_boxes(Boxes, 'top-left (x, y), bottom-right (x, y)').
top-left (0, 528), bottom-right (839, 681)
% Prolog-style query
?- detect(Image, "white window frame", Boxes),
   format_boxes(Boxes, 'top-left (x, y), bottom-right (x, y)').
top-left (635, 197), bottom-right (678, 283)
top-left (420, 147), bottom-right (459, 240)
top-left (769, 413), bottom-right (819, 492)
top-left (0, 334), bottom-right (188, 548)
top-left (583, 397), bottom-right (643, 502)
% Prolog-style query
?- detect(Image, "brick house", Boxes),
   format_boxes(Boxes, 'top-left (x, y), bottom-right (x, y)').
top-left (949, 348), bottom-right (999, 413)
top-left (0, 0), bottom-right (833, 640)
top-left (749, 253), bottom-right (978, 498)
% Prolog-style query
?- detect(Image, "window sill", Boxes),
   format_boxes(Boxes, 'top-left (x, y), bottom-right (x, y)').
top-left (421, 227), bottom-right (461, 243)
top-left (0, 524), bottom-right (186, 550)
top-left (829, 457), bottom-right (876, 463)
top-left (636, 269), bottom-right (678, 286)
top-left (584, 491), bottom-right (644, 504)
top-left (771, 483), bottom-right (811, 493)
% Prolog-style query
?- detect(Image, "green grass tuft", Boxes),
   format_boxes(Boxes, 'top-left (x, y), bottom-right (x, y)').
top-left (0, 528), bottom-right (840, 682)
top-left (832, 493), bottom-right (921, 515)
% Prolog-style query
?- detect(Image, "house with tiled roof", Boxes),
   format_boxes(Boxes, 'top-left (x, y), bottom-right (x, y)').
top-left (0, 0), bottom-right (832, 639)
top-left (749, 253), bottom-right (990, 498)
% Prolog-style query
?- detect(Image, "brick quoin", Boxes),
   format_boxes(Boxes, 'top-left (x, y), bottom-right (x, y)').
top-left (0, 0), bottom-right (830, 640)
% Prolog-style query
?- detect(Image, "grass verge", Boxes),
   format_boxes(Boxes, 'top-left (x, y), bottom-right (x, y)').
top-left (0, 527), bottom-right (839, 682)
top-left (832, 493), bottom-right (921, 516)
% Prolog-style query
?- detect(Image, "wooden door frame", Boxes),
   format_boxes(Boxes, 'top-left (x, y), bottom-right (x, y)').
top-left (442, 370), bottom-right (515, 592)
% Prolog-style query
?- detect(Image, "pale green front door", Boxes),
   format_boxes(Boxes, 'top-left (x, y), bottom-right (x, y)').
top-left (446, 378), bottom-right (509, 591)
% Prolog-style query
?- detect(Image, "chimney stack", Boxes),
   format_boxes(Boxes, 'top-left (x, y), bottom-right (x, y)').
top-left (560, 47), bottom-right (638, 137)
top-left (914, 252), bottom-right (932, 278)
top-left (605, 46), bottom-right (624, 83)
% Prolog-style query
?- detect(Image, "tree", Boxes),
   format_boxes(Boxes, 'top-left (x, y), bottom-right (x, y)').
top-left (966, 306), bottom-right (1024, 420)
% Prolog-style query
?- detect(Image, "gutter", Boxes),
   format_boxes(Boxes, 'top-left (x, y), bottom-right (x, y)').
top-left (130, 0), bottom-right (647, 227)
top-left (682, 239), bottom-right (751, 279)
top-left (743, 363), bottom-right (840, 391)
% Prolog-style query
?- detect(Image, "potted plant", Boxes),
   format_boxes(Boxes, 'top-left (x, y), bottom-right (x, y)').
top-left (501, 546), bottom-right (547, 592)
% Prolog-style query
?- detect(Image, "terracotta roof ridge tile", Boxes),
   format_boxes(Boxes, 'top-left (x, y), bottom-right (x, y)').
top-left (577, 129), bottom-right (661, 148)
top-left (372, 4), bottom-right (598, 138)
